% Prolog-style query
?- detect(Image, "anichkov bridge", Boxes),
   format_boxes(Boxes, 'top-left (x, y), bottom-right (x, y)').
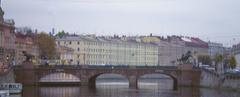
top-left (14, 63), bottom-right (201, 90)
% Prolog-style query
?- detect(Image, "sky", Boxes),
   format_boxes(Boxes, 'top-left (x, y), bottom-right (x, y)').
top-left (2, 0), bottom-right (240, 46)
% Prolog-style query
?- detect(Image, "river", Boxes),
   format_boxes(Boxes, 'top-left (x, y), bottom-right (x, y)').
top-left (10, 78), bottom-right (240, 97)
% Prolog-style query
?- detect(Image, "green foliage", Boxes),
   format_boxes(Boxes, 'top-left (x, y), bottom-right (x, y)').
top-left (214, 54), bottom-right (223, 64)
top-left (37, 32), bottom-right (56, 59)
top-left (55, 30), bottom-right (69, 38)
top-left (198, 55), bottom-right (212, 65)
top-left (229, 56), bottom-right (237, 69)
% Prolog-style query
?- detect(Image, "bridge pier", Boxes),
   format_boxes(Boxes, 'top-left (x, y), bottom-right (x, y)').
top-left (14, 62), bottom-right (37, 86)
top-left (173, 79), bottom-right (178, 90)
top-left (81, 79), bottom-right (89, 86)
top-left (129, 76), bottom-right (138, 89)
top-left (177, 64), bottom-right (201, 87)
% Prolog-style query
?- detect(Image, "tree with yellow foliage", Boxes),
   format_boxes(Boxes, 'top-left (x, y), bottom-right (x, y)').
top-left (37, 32), bottom-right (56, 59)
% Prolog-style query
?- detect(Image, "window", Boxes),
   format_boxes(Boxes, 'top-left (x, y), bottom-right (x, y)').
top-left (69, 41), bottom-right (72, 45)
top-left (77, 41), bottom-right (80, 45)
top-left (77, 48), bottom-right (80, 51)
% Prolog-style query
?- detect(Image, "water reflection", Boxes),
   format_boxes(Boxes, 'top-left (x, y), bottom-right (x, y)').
top-left (13, 78), bottom-right (240, 97)
top-left (40, 87), bottom-right (80, 97)
top-left (40, 73), bottom-right (80, 82)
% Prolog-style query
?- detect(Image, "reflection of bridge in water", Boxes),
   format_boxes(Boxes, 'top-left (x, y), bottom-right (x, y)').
top-left (39, 72), bottom-right (81, 82)
top-left (14, 64), bottom-right (201, 90)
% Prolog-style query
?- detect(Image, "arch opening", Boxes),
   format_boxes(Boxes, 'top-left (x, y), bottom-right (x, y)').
top-left (138, 73), bottom-right (177, 90)
top-left (39, 72), bottom-right (80, 83)
top-left (89, 73), bottom-right (129, 88)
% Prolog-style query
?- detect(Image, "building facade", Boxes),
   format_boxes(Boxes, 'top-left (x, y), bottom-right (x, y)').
top-left (157, 40), bottom-right (185, 66)
top-left (15, 33), bottom-right (39, 65)
top-left (56, 36), bottom-right (158, 66)
top-left (140, 36), bottom-right (208, 66)
top-left (56, 45), bottom-right (74, 65)
top-left (0, 6), bottom-right (15, 72)
top-left (183, 37), bottom-right (209, 56)
top-left (208, 42), bottom-right (225, 58)
top-left (233, 43), bottom-right (240, 68)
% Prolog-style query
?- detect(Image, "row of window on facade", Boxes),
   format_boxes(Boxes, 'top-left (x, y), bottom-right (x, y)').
top-left (75, 47), bottom-right (157, 54)
top-left (78, 60), bottom-right (157, 65)
top-left (58, 41), bottom-right (157, 49)
top-left (76, 54), bottom-right (157, 60)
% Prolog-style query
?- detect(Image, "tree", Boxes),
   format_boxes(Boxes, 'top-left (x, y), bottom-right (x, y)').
top-left (215, 54), bottom-right (223, 63)
top-left (55, 30), bottom-right (69, 38)
top-left (229, 56), bottom-right (237, 69)
top-left (198, 55), bottom-right (212, 65)
top-left (214, 54), bottom-right (224, 71)
top-left (37, 32), bottom-right (56, 59)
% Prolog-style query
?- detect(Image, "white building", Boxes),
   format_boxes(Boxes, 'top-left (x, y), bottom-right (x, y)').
top-left (208, 42), bottom-right (225, 58)
top-left (56, 35), bottom-right (158, 66)
top-left (157, 40), bottom-right (185, 66)
top-left (56, 45), bottom-right (74, 65)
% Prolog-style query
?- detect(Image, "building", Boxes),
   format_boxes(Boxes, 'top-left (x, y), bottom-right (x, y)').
top-left (208, 42), bottom-right (225, 58)
top-left (140, 35), bottom-right (208, 66)
top-left (15, 32), bottom-right (39, 65)
top-left (0, 6), bottom-right (15, 72)
top-left (141, 35), bottom-right (161, 43)
top-left (56, 35), bottom-right (158, 66)
top-left (56, 45), bottom-right (74, 65)
top-left (151, 36), bottom-right (185, 66)
top-left (182, 37), bottom-right (209, 56)
top-left (233, 43), bottom-right (240, 68)
top-left (157, 41), bottom-right (185, 66)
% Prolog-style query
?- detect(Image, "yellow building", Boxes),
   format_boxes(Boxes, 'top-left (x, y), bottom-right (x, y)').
top-left (141, 36), bottom-right (161, 43)
top-left (56, 36), bottom-right (158, 66)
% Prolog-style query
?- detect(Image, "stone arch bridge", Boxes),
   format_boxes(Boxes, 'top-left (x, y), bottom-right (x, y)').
top-left (14, 64), bottom-right (201, 90)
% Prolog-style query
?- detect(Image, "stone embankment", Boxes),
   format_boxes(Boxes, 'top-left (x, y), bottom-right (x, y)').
top-left (0, 69), bottom-right (15, 83)
top-left (200, 68), bottom-right (240, 90)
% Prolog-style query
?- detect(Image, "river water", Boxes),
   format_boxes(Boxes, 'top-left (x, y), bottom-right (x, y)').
top-left (11, 78), bottom-right (240, 97)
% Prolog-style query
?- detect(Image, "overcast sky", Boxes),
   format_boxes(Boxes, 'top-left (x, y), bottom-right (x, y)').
top-left (2, 0), bottom-right (240, 46)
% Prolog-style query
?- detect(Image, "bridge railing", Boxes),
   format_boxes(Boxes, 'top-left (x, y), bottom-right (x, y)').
top-left (14, 64), bottom-right (178, 70)
top-left (35, 64), bottom-right (178, 69)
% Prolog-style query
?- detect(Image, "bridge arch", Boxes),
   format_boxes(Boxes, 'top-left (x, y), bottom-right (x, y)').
top-left (88, 73), bottom-right (129, 87)
top-left (39, 72), bottom-right (81, 83)
top-left (138, 73), bottom-right (178, 90)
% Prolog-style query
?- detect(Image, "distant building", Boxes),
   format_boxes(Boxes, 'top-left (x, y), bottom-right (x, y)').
top-left (15, 32), bottom-right (39, 65)
top-left (56, 45), bottom-right (74, 65)
top-left (140, 35), bottom-right (208, 66)
top-left (208, 42), bottom-right (225, 58)
top-left (15, 27), bottom-right (33, 34)
top-left (56, 35), bottom-right (158, 66)
top-left (157, 41), bottom-right (185, 66)
top-left (182, 37), bottom-right (209, 56)
top-left (0, 6), bottom-right (15, 72)
top-left (233, 43), bottom-right (240, 68)
top-left (141, 36), bottom-right (161, 43)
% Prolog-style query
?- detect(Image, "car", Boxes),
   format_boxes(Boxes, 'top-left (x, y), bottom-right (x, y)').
top-left (206, 67), bottom-right (215, 71)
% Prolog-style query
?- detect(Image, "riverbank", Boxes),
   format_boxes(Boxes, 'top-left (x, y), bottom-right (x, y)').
top-left (0, 69), bottom-right (15, 83)
top-left (199, 85), bottom-right (240, 92)
top-left (200, 68), bottom-right (240, 92)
